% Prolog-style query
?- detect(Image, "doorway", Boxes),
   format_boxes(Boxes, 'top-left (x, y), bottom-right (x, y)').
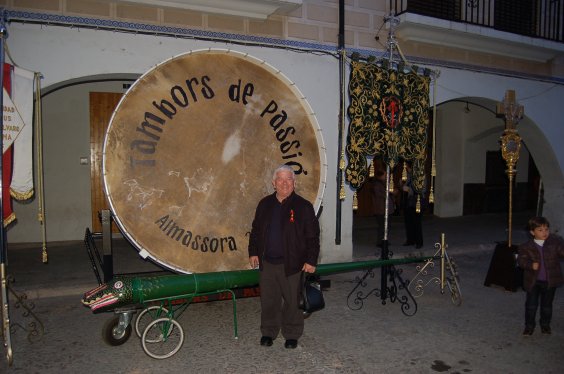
top-left (463, 151), bottom-right (540, 215)
top-left (89, 92), bottom-right (123, 233)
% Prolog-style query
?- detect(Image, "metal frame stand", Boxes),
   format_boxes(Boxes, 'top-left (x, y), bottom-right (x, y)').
top-left (347, 239), bottom-right (418, 316)
top-left (4, 277), bottom-right (45, 342)
top-left (408, 234), bottom-right (462, 306)
top-left (100, 209), bottom-right (114, 282)
top-left (82, 209), bottom-right (115, 285)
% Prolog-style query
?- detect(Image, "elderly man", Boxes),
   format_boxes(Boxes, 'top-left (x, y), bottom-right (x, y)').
top-left (248, 164), bottom-right (320, 349)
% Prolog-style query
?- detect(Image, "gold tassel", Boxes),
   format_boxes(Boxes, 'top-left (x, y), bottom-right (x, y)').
top-left (416, 195), bottom-right (421, 213)
top-left (42, 246), bottom-right (48, 263)
top-left (429, 186), bottom-right (435, 204)
top-left (402, 162), bottom-right (407, 182)
top-left (353, 191), bottom-right (358, 210)
top-left (369, 161), bottom-right (374, 177)
top-left (339, 151), bottom-right (345, 170)
top-left (339, 176), bottom-right (346, 200)
top-left (389, 178), bottom-right (394, 193)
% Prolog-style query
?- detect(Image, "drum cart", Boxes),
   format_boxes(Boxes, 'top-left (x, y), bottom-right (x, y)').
top-left (123, 288), bottom-right (238, 359)
top-left (95, 283), bottom-right (241, 359)
top-left (83, 210), bottom-right (245, 359)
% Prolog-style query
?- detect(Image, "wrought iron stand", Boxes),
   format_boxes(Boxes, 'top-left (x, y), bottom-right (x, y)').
top-left (347, 239), bottom-right (418, 316)
top-left (3, 277), bottom-right (45, 343)
top-left (346, 233), bottom-right (463, 315)
top-left (408, 233), bottom-right (462, 306)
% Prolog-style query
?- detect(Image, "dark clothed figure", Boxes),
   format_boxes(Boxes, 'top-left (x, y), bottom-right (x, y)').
top-left (248, 165), bottom-right (320, 349)
top-left (402, 171), bottom-right (423, 249)
top-left (517, 216), bottom-right (564, 336)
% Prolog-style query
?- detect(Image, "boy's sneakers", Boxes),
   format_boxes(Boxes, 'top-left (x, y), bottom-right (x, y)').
top-left (522, 327), bottom-right (534, 336)
top-left (541, 326), bottom-right (551, 335)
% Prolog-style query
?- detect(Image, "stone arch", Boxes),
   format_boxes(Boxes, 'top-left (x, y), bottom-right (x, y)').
top-left (41, 73), bottom-right (139, 98)
top-left (433, 96), bottom-right (563, 231)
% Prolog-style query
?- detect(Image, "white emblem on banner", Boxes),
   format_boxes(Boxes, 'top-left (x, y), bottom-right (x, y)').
top-left (2, 87), bottom-right (26, 154)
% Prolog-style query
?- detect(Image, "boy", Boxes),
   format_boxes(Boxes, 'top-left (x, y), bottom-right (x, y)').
top-left (517, 216), bottom-right (564, 335)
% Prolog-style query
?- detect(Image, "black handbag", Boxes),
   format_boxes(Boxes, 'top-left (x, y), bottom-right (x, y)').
top-left (298, 272), bottom-right (325, 314)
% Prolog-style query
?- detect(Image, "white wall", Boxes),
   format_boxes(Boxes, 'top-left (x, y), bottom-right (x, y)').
top-left (435, 105), bottom-right (465, 217)
top-left (5, 21), bottom-right (564, 256)
top-left (6, 23), bottom-right (353, 263)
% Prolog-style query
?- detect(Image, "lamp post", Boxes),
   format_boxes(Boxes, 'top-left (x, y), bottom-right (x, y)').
top-left (496, 90), bottom-right (524, 247)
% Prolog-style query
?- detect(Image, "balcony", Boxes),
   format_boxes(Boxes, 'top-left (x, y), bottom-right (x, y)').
top-left (391, 0), bottom-right (564, 62)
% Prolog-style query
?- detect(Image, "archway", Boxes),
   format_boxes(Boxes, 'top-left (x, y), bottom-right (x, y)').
top-left (434, 97), bottom-right (558, 220)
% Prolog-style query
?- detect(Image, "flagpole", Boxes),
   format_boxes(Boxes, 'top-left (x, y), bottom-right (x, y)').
top-left (0, 8), bottom-right (6, 264)
top-left (335, 0), bottom-right (345, 245)
top-left (378, 11), bottom-right (401, 303)
top-left (1, 7), bottom-right (15, 366)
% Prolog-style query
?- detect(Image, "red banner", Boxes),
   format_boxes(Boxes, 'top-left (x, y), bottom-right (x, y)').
top-left (3, 63), bottom-right (14, 226)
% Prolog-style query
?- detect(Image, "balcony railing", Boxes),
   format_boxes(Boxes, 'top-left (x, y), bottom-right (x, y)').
top-left (391, 0), bottom-right (563, 43)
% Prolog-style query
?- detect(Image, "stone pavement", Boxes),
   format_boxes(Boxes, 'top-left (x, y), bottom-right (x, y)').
top-left (2, 211), bottom-right (563, 373)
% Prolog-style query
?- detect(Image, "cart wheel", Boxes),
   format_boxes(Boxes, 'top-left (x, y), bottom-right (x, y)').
top-left (135, 306), bottom-right (169, 338)
top-left (103, 315), bottom-right (132, 346)
top-left (141, 317), bottom-right (184, 359)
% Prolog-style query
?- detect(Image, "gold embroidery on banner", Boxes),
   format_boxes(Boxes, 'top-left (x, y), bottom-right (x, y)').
top-left (345, 61), bottom-right (429, 194)
top-left (10, 188), bottom-right (34, 201)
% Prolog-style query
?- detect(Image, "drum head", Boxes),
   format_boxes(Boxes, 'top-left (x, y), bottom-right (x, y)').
top-left (103, 49), bottom-right (326, 273)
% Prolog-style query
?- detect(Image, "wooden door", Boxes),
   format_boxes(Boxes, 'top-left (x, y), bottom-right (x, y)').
top-left (89, 92), bottom-right (122, 233)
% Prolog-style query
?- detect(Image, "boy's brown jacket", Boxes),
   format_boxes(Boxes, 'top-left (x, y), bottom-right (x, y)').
top-left (517, 234), bottom-right (564, 292)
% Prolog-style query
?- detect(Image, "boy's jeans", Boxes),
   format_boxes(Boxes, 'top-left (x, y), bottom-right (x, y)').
top-left (525, 281), bottom-right (556, 329)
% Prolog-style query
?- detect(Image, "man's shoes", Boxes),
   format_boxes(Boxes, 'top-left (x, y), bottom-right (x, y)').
top-left (541, 326), bottom-right (551, 335)
top-left (402, 241), bottom-right (414, 246)
top-left (260, 336), bottom-right (273, 346)
top-left (284, 339), bottom-right (298, 349)
top-left (522, 327), bottom-right (534, 336)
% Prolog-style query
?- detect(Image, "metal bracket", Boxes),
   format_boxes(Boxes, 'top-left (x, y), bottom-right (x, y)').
top-left (100, 209), bottom-right (114, 282)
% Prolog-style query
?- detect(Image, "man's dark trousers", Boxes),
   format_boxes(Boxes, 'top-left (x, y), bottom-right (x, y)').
top-left (260, 261), bottom-right (303, 340)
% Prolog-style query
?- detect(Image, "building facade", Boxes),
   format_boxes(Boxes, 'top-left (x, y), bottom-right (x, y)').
top-left (2, 0), bottom-right (563, 264)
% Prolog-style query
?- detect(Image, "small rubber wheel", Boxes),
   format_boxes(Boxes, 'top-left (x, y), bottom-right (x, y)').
top-left (102, 315), bottom-right (132, 346)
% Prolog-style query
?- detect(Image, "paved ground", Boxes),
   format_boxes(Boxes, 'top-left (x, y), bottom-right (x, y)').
top-left (2, 211), bottom-right (563, 373)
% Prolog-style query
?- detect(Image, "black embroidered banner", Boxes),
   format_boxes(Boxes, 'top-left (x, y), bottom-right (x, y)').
top-left (346, 61), bottom-right (430, 194)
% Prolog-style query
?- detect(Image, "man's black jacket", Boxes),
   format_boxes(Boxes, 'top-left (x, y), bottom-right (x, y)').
top-left (248, 191), bottom-right (320, 276)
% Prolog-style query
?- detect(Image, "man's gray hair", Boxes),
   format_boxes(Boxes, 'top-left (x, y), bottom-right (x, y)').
top-left (272, 164), bottom-right (296, 181)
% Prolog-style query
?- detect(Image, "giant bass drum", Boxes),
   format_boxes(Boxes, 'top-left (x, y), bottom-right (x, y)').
top-left (103, 49), bottom-right (327, 273)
